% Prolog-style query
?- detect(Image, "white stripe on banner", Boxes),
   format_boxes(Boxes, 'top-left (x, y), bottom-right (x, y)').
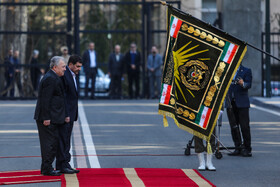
top-left (223, 43), bottom-right (235, 62)
top-left (170, 17), bottom-right (178, 37)
top-left (199, 106), bottom-right (208, 127)
top-left (160, 84), bottom-right (168, 104)
top-left (78, 101), bottom-right (101, 168)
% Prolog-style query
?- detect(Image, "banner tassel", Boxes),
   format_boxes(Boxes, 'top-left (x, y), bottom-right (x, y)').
top-left (163, 115), bottom-right (169, 127)
top-left (207, 141), bottom-right (213, 154)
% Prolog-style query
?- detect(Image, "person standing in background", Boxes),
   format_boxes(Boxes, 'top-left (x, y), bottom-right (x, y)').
top-left (61, 46), bottom-right (70, 63)
top-left (83, 42), bottom-right (98, 99)
top-left (11, 50), bottom-right (23, 97)
top-left (108, 44), bottom-right (124, 99)
top-left (30, 50), bottom-right (42, 93)
top-left (123, 43), bottom-right (141, 99)
top-left (3, 49), bottom-right (14, 97)
top-left (147, 46), bottom-right (162, 99)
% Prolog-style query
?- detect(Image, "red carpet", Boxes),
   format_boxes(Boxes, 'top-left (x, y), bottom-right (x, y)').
top-left (0, 168), bottom-right (215, 186)
top-left (0, 170), bottom-right (61, 185)
top-left (62, 168), bottom-right (216, 187)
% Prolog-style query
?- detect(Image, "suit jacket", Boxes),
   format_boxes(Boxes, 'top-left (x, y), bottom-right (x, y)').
top-left (4, 55), bottom-right (13, 77)
top-left (123, 51), bottom-right (141, 74)
top-left (82, 50), bottom-right (98, 74)
top-left (34, 70), bottom-right (66, 124)
top-left (108, 53), bottom-right (124, 76)
top-left (62, 66), bottom-right (79, 122)
top-left (147, 53), bottom-right (162, 77)
top-left (225, 65), bottom-right (252, 108)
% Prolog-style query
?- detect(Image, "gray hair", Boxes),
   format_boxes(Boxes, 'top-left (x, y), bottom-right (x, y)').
top-left (50, 56), bottom-right (65, 69)
top-left (33, 49), bottom-right (39, 56)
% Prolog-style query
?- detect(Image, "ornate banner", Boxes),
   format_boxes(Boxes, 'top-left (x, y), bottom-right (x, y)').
top-left (159, 6), bottom-right (247, 141)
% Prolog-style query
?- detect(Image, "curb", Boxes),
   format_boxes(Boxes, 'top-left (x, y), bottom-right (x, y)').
top-left (250, 97), bottom-right (280, 111)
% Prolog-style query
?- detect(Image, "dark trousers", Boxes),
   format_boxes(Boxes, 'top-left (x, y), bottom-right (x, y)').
top-left (194, 129), bottom-right (216, 153)
top-left (149, 74), bottom-right (161, 99)
top-left (110, 74), bottom-right (122, 98)
top-left (227, 100), bottom-right (251, 151)
top-left (3, 75), bottom-right (13, 97)
top-left (36, 121), bottom-right (59, 173)
top-left (85, 68), bottom-right (97, 98)
top-left (56, 122), bottom-right (74, 170)
top-left (128, 72), bottom-right (140, 99)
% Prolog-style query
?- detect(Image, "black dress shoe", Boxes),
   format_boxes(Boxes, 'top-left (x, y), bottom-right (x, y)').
top-left (60, 168), bottom-right (75, 174)
top-left (42, 170), bottom-right (61, 176)
top-left (69, 168), bottom-right (80, 173)
top-left (241, 149), bottom-right (252, 157)
top-left (228, 149), bottom-right (241, 156)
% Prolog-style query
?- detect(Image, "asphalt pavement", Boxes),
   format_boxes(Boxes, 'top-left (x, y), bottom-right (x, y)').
top-left (0, 96), bottom-right (279, 187)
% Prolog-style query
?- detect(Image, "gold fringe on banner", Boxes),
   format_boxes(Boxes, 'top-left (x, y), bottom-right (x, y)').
top-left (207, 141), bottom-right (212, 154)
top-left (163, 115), bottom-right (169, 127)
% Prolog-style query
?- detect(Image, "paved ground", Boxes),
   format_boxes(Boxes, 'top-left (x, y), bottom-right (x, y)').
top-left (0, 97), bottom-right (279, 186)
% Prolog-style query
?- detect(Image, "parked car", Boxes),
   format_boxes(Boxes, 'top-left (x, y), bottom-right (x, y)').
top-left (263, 81), bottom-right (280, 96)
top-left (79, 68), bottom-right (110, 97)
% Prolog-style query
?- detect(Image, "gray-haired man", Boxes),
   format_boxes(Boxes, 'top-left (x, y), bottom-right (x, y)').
top-left (34, 56), bottom-right (67, 176)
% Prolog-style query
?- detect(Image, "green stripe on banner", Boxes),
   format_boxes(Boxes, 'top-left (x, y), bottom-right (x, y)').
top-left (195, 105), bottom-right (204, 124)
top-left (170, 16), bottom-right (174, 31)
top-left (221, 41), bottom-right (230, 60)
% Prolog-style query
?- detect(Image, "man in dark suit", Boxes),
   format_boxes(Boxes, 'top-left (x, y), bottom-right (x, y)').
top-left (3, 49), bottom-right (13, 97)
top-left (82, 42), bottom-right (98, 99)
top-left (34, 56), bottom-right (67, 176)
top-left (123, 43), bottom-right (141, 99)
top-left (56, 55), bottom-right (82, 174)
top-left (108, 44), bottom-right (124, 99)
top-left (225, 64), bottom-right (252, 157)
top-left (147, 46), bottom-right (162, 99)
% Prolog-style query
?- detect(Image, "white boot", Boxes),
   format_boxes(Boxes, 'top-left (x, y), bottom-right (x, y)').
top-left (197, 153), bottom-right (206, 171)
top-left (206, 153), bottom-right (216, 171)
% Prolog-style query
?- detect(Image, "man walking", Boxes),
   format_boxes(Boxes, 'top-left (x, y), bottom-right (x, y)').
top-left (34, 56), bottom-right (67, 176)
top-left (56, 55), bottom-right (82, 174)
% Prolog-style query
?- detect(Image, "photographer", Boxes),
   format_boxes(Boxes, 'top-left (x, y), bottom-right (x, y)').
top-left (225, 64), bottom-right (252, 157)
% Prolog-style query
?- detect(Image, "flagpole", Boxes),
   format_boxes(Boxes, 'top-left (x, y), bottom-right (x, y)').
top-left (160, 1), bottom-right (280, 62)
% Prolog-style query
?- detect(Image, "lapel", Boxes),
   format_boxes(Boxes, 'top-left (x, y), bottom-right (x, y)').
top-left (66, 67), bottom-right (78, 96)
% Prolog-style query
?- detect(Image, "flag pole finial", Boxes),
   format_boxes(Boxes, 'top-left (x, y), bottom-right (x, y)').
top-left (160, 1), bottom-right (167, 6)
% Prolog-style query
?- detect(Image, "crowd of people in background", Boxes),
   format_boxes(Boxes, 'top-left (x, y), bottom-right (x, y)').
top-left (1, 42), bottom-right (164, 99)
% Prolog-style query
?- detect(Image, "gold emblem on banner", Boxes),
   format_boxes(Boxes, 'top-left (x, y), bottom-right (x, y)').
top-left (170, 98), bottom-right (175, 105)
top-left (182, 24), bottom-right (188, 31)
top-left (189, 113), bottom-right (196, 120)
top-left (179, 60), bottom-right (210, 91)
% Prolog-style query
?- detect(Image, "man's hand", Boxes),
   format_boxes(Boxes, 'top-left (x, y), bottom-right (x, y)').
top-left (65, 117), bottom-right (70, 123)
top-left (131, 64), bottom-right (136, 70)
top-left (43, 120), bottom-right (50, 126)
top-left (237, 78), bottom-right (244, 87)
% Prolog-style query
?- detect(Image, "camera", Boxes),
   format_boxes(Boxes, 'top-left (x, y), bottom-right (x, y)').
top-left (232, 77), bottom-right (241, 85)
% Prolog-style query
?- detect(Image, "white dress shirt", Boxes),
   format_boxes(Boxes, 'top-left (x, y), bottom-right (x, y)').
top-left (89, 50), bottom-right (96, 68)
top-left (69, 67), bottom-right (77, 90)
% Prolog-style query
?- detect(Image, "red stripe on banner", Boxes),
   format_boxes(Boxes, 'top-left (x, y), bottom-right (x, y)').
top-left (173, 20), bottom-right (182, 38)
top-left (164, 85), bottom-right (171, 104)
top-left (203, 108), bottom-right (212, 128)
top-left (227, 44), bottom-right (238, 64)
top-left (134, 168), bottom-right (198, 187)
